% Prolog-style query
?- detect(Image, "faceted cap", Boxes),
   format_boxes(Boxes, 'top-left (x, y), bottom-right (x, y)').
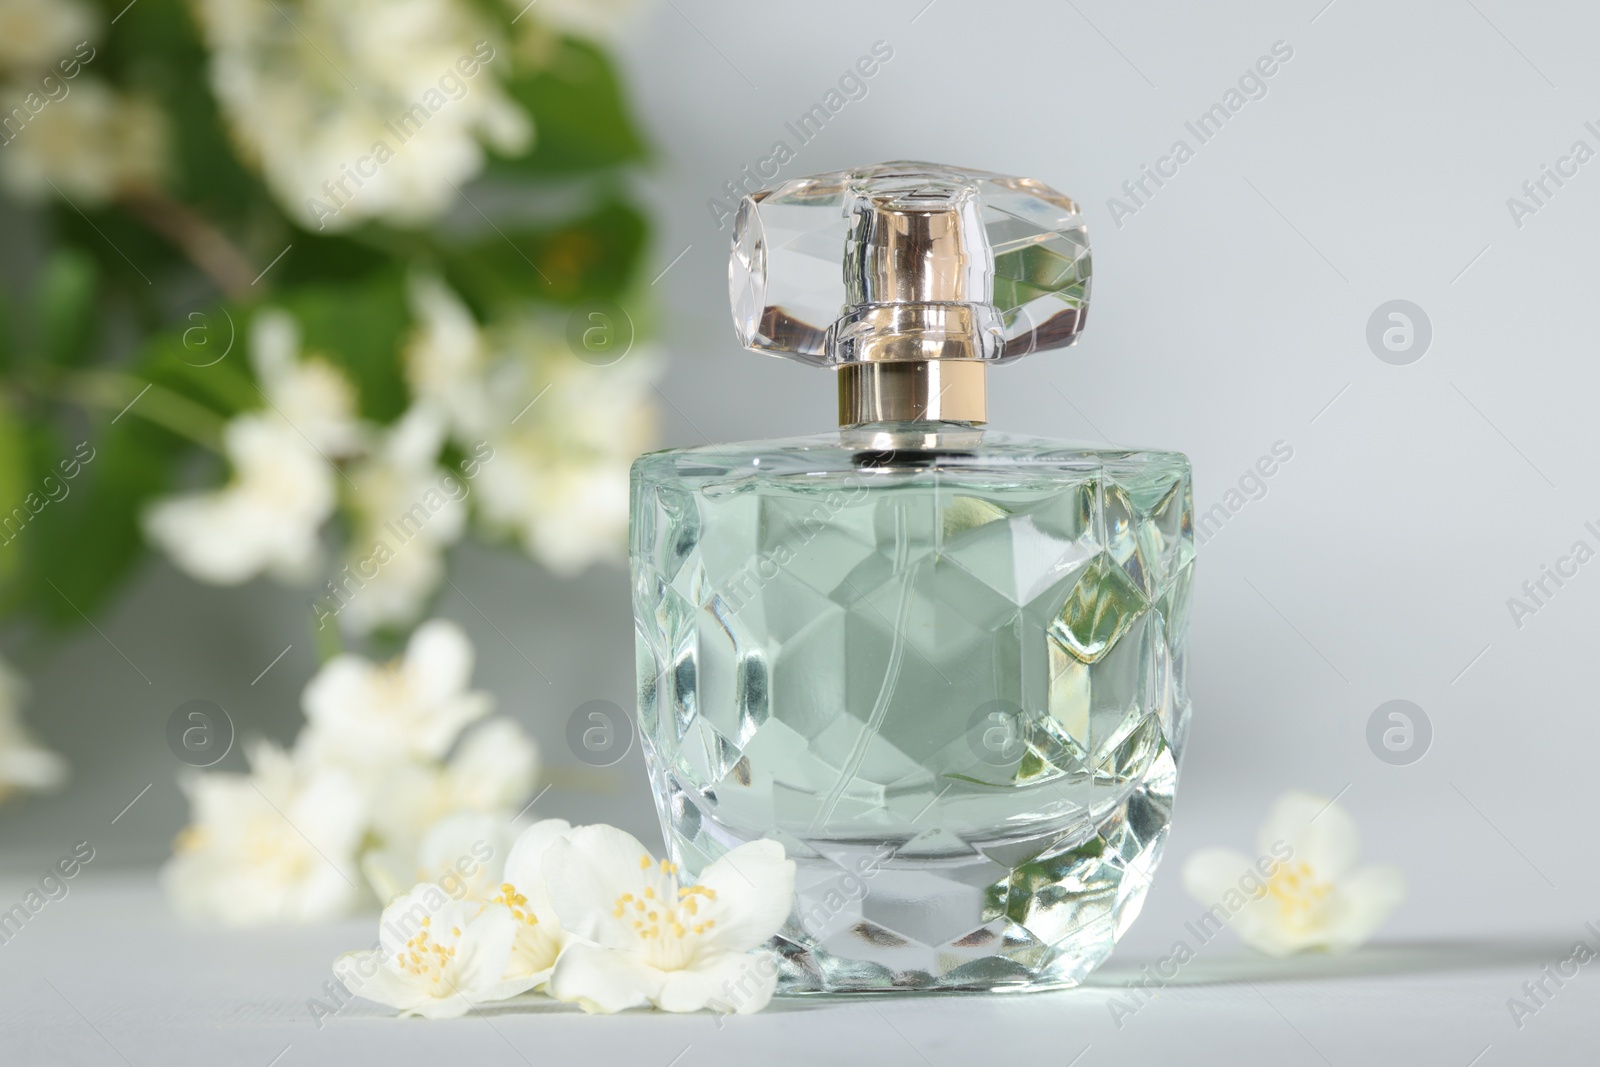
top-left (729, 161), bottom-right (1091, 368)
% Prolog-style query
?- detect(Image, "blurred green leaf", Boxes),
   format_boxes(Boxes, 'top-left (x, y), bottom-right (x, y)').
top-left (23, 412), bottom-right (188, 628)
top-left (441, 198), bottom-right (648, 310)
top-left (40, 250), bottom-right (99, 367)
top-left (10, 319), bottom-right (237, 626)
top-left (0, 396), bottom-right (30, 589)
top-left (107, 0), bottom-right (265, 226)
top-left (493, 38), bottom-right (649, 175)
top-left (49, 203), bottom-right (182, 305)
top-left (0, 288), bottom-right (14, 374)
top-left (271, 232), bottom-right (395, 289)
top-left (145, 312), bottom-right (262, 416)
top-left (275, 273), bottom-right (412, 423)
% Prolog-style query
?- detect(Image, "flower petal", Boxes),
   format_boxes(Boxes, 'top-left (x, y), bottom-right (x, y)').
top-left (415, 811), bottom-right (513, 901)
top-left (451, 902), bottom-right (518, 998)
top-left (543, 824), bottom-right (658, 949)
top-left (335, 951), bottom-right (430, 1014)
top-left (1257, 790), bottom-right (1360, 882)
top-left (1180, 847), bottom-right (1256, 909)
top-left (1322, 864), bottom-right (1405, 951)
top-left (547, 941), bottom-right (659, 1014)
top-left (249, 308), bottom-right (299, 387)
top-left (447, 719), bottom-right (539, 811)
top-left (402, 994), bottom-right (478, 1020)
top-left (300, 657), bottom-right (372, 736)
top-left (695, 840), bottom-right (795, 951)
top-left (1226, 897), bottom-right (1309, 958)
top-left (503, 818), bottom-right (573, 911)
top-left (377, 884), bottom-right (463, 959)
top-left (478, 971), bottom-right (545, 1004)
top-left (656, 951), bottom-right (778, 1015)
top-left (406, 620), bottom-right (476, 706)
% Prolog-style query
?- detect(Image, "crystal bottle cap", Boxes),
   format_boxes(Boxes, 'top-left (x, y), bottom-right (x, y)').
top-left (729, 161), bottom-right (1092, 426)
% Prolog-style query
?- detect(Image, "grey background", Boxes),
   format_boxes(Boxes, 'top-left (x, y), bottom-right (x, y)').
top-left (2, 0), bottom-right (1598, 1059)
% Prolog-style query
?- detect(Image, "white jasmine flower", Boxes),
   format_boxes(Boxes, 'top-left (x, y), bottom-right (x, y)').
top-left (367, 718), bottom-right (540, 855)
top-left (143, 413), bottom-right (337, 584)
top-left (1182, 790), bottom-right (1405, 957)
top-left (163, 740), bottom-right (366, 926)
top-left (250, 310), bottom-right (364, 458)
top-left (143, 310), bottom-right (358, 586)
top-left (438, 717), bottom-right (539, 813)
top-left (491, 817), bottom-right (573, 990)
top-left (0, 0), bottom-right (96, 74)
top-left (334, 882), bottom-right (519, 1018)
top-left (404, 274), bottom-right (494, 441)
top-left (301, 618), bottom-right (492, 768)
top-left (0, 656), bottom-right (65, 803)
top-left (364, 809), bottom-right (517, 907)
top-left (475, 329), bottom-right (658, 576)
top-left (488, 454), bottom-right (636, 576)
top-left (192, 0), bottom-right (532, 231)
top-left (337, 406), bottom-right (467, 635)
top-left (544, 826), bottom-right (795, 1014)
top-left (0, 79), bottom-right (167, 204)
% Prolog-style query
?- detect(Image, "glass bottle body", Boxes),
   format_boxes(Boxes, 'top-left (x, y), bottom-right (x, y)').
top-left (629, 422), bottom-right (1194, 993)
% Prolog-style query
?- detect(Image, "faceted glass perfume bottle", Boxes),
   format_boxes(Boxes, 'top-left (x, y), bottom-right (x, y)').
top-left (630, 163), bottom-right (1194, 993)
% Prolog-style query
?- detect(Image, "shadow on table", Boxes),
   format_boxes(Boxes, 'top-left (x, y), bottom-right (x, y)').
top-left (1085, 938), bottom-right (1578, 989)
top-left (466, 939), bottom-right (1579, 1014)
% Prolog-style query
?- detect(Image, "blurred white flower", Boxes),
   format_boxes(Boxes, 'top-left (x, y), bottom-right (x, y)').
top-left (404, 273), bottom-right (494, 441)
top-left (192, 0), bottom-right (532, 231)
top-left (337, 406), bottom-right (467, 635)
top-left (0, 0), bottom-right (96, 74)
top-left (143, 413), bottom-right (336, 584)
top-left (401, 276), bottom-right (660, 577)
top-left (250, 309), bottom-right (364, 458)
top-left (163, 740), bottom-right (367, 925)
top-left (475, 329), bottom-right (658, 576)
top-left (301, 618), bottom-right (492, 768)
top-left (367, 718), bottom-right (539, 855)
top-left (0, 79), bottom-right (168, 205)
top-left (143, 310), bottom-right (361, 585)
top-left (1182, 790), bottom-right (1405, 957)
top-left (545, 826), bottom-right (794, 1014)
top-left (364, 809), bottom-right (518, 906)
top-left (0, 656), bottom-right (65, 803)
top-left (108, 92), bottom-right (168, 190)
top-left (334, 881), bottom-right (519, 1018)
top-left (437, 717), bottom-right (539, 813)
top-left (493, 817), bottom-right (573, 991)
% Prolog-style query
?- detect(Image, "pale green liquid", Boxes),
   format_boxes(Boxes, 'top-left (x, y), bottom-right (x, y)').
top-left (631, 425), bottom-right (1193, 992)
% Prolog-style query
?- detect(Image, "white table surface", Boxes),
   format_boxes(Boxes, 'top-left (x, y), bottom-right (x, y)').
top-left (1, 870), bottom-right (1592, 1067)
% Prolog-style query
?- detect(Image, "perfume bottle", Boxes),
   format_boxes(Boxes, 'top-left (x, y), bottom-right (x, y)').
top-left (630, 162), bottom-right (1193, 993)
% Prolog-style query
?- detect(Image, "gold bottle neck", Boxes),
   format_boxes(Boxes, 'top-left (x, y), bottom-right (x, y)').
top-left (836, 360), bottom-right (987, 427)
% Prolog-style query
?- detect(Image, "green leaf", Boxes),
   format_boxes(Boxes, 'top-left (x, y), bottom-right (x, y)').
top-left (0, 396), bottom-right (30, 589)
top-left (19, 411), bottom-right (187, 628)
top-left (440, 197), bottom-right (648, 310)
top-left (0, 288), bottom-right (15, 374)
top-left (40, 249), bottom-right (99, 367)
top-left (273, 272), bottom-right (412, 423)
top-left (105, 0), bottom-right (265, 227)
top-left (492, 37), bottom-right (649, 175)
top-left (270, 232), bottom-right (395, 289)
top-left (144, 314), bottom-right (263, 417)
top-left (49, 202), bottom-right (183, 301)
